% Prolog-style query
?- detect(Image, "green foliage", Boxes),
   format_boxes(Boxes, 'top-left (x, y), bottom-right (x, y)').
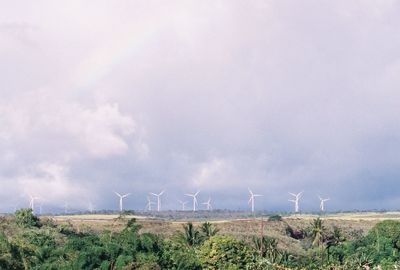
top-left (5, 213), bottom-right (400, 269)
top-left (200, 222), bottom-right (219, 240)
top-left (246, 257), bottom-right (281, 270)
top-left (253, 236), bottom-right (283, 264)
top-left (369, 220), bottom-right (400, 252)
top-left (159, 239), bottom-right (201, 270)
top-left (198, 235), bottom-right (254, 270)
top-left (15, 208), bottom-right (40, 228)
top-left (268, 215), bottom-right (283, 222)
top-left (309, 217), bottom-right (326, 247)
top-left (0, 232), bottom-right (22, 269)
top-left (175, 222), bottom-right (202, 246)
top-left (115, 254), bottom-right (133, 269)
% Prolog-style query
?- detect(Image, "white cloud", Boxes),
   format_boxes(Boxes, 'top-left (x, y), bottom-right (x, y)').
top-left (0, 90), bottom-right (146, 160)
top-left (1, 1), bottom-right (400, 211)
top-left (16, 163), bottom-right (87, 206)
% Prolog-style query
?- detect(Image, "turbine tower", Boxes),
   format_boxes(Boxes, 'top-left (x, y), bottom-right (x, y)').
top-left (146, 196), bottom-right (156, 211)
top-left (318, 195), bottom-right (330, 212)
top-left (114, 191), bottom-right (131, 212)
top-left (64, 202), bottom-right (69, 214)
top-left (185, 191), bottom-right (200, 211)
top-left (29, 195), bottom-right (40, 212)
top-left (288, 191), bottom-right (303, 213)
top-left (150, 190), bottom-right (165, 212)
top-left (202, 197), bottom-right (212, 210)
top-left (178, 200), bottom-right (188, 211)
top-left (88, 202), bottom-right (94, 213)
top-left (248, 188), bottom-right (262, 212)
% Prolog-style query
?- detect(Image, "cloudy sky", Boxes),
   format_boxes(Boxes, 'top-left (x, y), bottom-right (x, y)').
top-left (1, 1), bottom-right (400, 213)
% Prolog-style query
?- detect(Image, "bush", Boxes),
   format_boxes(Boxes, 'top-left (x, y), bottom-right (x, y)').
top-left (159, 239), bottom-right (201, 270)
top-left (285, 225), bottom-right (304, 240)
top-left (198, 235), bottom-right (254, 270)
top-left (115, 255), bottom-right (133, 269)
top-left (15, 208), bottom-right (40, 228)
top-left (268, 215), bottom-right (283, 222)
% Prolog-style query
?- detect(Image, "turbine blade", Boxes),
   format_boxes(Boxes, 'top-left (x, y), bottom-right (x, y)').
top-left (150, 193), bottom-right (158, 196)
top-left (159, 190), bottom-right (165, 196)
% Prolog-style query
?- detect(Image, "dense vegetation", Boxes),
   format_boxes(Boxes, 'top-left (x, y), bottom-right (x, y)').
top-left (1, 209), bottom-right (400, 269)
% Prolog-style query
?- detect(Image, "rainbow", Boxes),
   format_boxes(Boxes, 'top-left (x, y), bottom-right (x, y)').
top-left (72, 22), bottom-right (161, 89)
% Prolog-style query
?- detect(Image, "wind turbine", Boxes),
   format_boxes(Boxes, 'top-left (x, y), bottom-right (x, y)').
top-left (88, 202), bottom-right (95, 213)
top-left (114, 191), bottom-right (131, 212)
top-left (29, 195), bottom-right (40, 212)
top-left (288, 191), bottom-right (303, 213)
top-left (64, 202), bottom-right (69, 214)
top-left (318, 195), bottom-right (330, 212)
top-left (145, 196), bottom-right (156, 211)
top-left (178, 200), bottom-right (188, 211)
top-left (150, 190), bottom-right (165, 212)
top-left (185, 191), bottom-right (200, 211)
top-left (202, 197), bottom-right (212, 210)
top-left (248, 188), bottom-right (262, 212)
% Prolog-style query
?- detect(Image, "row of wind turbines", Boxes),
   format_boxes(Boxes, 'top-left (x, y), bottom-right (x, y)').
top-left (114, 189), bottom-right (330, 213)
top-left (117, 190), bottom-right (210, 212)
top-left (24, 190), bottom-right (329, 214)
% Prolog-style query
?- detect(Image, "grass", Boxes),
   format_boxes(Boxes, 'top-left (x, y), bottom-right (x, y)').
top-left (43, 211), bottom-right (396, 254)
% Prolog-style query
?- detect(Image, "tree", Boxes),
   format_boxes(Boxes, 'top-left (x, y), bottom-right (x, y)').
top-left (199, 222), bottom-right (219, 240)
top-left (369, 220), bottom-right (400, 254)
top-left (159, 239), bottom-right (201, 270)
top-left (253, 236), bottom-right (281, 263)
top-left (326, 226), bottom-right (346, 263)
top-left (310, 218), bottom-right (326, 248)
top-left (198, 235), bottom-right (254, 270)
top-left (176, 222), bottom-right (202, 246)
top-left (15, 208), bottom-right (40, 228)
top-left (0, 232), bottom-right (22, 269)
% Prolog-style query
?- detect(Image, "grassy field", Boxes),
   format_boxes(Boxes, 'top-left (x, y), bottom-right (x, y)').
top-left (47, 211), bottom-right (395, 255)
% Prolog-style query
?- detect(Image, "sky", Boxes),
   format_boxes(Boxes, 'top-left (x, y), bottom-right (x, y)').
top-left (1, 0), bottom-right (400, 213)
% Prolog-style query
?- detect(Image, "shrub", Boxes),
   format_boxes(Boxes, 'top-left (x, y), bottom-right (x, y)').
top-left (15, 208), bottom-right (40, 228)
top-left (268, 215), bottom-right (283, 222)
top-left (198, 235), bottom-right (254, 270)
top-left (285, 225), bottom-right (304, 240)
top-left (159, 239), bottom-right (201, 270)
